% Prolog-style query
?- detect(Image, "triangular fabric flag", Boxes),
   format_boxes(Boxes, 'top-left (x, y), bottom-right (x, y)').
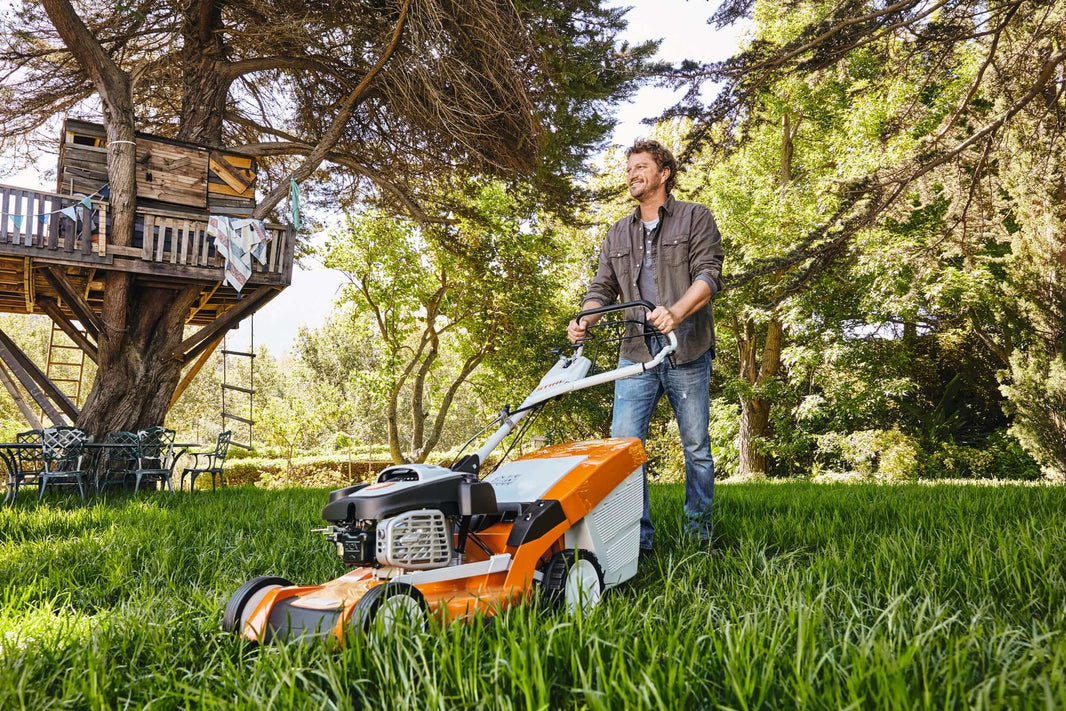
top-left (290, 178), bottom-right (301, 231)
top-left (60, 206), bottom-right (78, 221)
top-left (98, 185), bottom-right (110, 199)
top-left (37, 214), bottom-right (49, 225)
top-left (80, 195), bottom-right (93, 209)
top-left (10, 214), bottom-right (23, 230)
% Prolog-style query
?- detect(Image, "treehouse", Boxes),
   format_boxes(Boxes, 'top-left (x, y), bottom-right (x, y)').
top-left (0, 119), bottom-right (296, 430)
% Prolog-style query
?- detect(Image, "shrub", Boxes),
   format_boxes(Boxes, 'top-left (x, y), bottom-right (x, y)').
top-left (817, 428), bottom-right (920, 481)
top-left (1002, 350), bottom-right (1066, 479)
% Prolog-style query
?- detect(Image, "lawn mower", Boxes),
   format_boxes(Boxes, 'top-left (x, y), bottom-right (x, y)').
top-left (222, 301), bottom-right (676, 644)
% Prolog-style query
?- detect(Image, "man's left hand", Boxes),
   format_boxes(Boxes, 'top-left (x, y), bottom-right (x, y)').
top-left (649, 305), bottom-right (679, 334)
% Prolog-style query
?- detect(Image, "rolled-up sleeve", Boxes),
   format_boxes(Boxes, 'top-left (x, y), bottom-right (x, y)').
top-left (583, 233), bottom-right (620, 307)
top-left (688, 205), bottom-right (724, 295)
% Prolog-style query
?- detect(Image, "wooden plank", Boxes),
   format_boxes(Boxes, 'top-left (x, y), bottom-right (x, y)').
top-left (0, 360), bottom-right (43, 429)
top-left (39, 266), bottom-right (102, 340)
top-left (136, 138), bottom-right (208, 209)
top-left (38, 297), bottom-right (98, 363)
top-left (98, 203), bottom-right (107, 256)
top-left (169, 333), bottom-right (224, 408)
top-left (0, 244), bottom-right (112, 267)
top-left (142, 214), bottom-right (154, 260)
top-left (47, 195), bottom-right (60, 250)
top-left (198, 222), bottom-right (209, 266)
top-left (13, 191), bottom-right (26, 246)
top-left (0, 327), bottom-right (74, 424)
top-left (177, 220), bottom-right (189, 264)
top-left (79, 204), bottom-right (92, 253)
top-left (23, 257), bottom-right (32, 312)
top-left (155, 218), bottom-right (167, 261)
top-left (0, 187), bottom-right (10, 245)
top-left (282, 225), bottom-right (295, 282)
top-left (207, 178), bottom-right (256, 198)
top-left (169, 286), bottom-right (278, 362)
top-left (268, 229), bottom-right (281, 273)
top-left (208, 153), bottom-right (254, 193)
top-left (64, 118), bottom-right (107, 139)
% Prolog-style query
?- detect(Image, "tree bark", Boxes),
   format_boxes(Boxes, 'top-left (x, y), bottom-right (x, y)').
top-left (177, 0), bottom-right (228, 145)
top-left (77, 287), bottom-right (201, 438)
top-left (736, 315), bottom-right (783, 477)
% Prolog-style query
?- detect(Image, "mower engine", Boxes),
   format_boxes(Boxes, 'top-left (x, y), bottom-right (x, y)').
top-left (321, 464), bottom-right (496, 570)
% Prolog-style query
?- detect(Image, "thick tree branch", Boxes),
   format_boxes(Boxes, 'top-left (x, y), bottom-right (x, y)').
top-left (252, 0), bottom-right (412, 219)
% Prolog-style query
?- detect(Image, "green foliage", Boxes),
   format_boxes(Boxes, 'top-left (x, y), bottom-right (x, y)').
top-left (2, 482), bottom-right (1066, 708)
top-left (817, 429), bottom-right (921, 481)
top-left (318, 178), bottom-right (569, 463)
top-left (1002, 351), bottom-right (1066, 479)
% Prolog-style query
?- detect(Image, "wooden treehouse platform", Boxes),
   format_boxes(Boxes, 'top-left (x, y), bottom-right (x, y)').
top-left (0, 119), bottom-right (297, 429)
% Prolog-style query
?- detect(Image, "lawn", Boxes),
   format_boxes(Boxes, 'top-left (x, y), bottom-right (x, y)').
top-left (1, 481), bottom-right (1064, 710)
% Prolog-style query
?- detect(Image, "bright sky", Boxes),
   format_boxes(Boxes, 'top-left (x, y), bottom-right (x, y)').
top-left (5, 0), bottom-right (744, 355)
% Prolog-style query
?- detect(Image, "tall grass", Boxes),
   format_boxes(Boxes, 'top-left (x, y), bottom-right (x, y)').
top-left (1, 482), bottom-right (1064, 709)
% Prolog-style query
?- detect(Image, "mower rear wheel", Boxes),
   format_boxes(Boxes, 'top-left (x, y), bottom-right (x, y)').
top-left (542, 549), bottom-right (604, 614)
top-left (349, 581), bottom-right (429, 640)
top-left (222, 575), bottom-right (293, 635)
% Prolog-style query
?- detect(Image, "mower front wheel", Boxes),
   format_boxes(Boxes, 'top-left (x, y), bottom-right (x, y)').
top-left (349, 581), bottom-right (430, 640)
top-left (222, 575), bottom-right (294, 635)
top-left (542, 549), bottom-right (604, 614)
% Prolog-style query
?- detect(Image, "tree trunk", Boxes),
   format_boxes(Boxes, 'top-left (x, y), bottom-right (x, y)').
top-left (734, 112), bottom-right (794, 477)
top-left (177, 0), bottom-right (228, 145)
top-left (735, 314), bottom-right (784, 477)
top-left (738, 395), bottom-right (771, 476)
top-left (77, 286), bottom-right (201, 438)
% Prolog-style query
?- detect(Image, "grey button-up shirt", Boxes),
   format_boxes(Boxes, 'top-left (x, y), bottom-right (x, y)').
top-left (583, 195), bottom-right (725, 364)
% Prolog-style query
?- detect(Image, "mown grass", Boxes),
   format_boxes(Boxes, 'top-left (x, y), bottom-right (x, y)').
top-left (0, 481), bottom-right (1064, 710)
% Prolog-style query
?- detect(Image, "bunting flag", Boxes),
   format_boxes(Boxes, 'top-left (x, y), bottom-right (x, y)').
top-left (290, 178), bottom-right (301, 231)
top-left (10, 215), bottom-right (23, 230)
top-left (79, 195), bottom-right (93, 209)
top-left (206, 215), bottom-right (273, 293)
top-left (60, 206), bottom-right (78, 221)
top-left (37, 214), bottom-right (49, 225)
top-left (99, 185), bottom-right (110, 199)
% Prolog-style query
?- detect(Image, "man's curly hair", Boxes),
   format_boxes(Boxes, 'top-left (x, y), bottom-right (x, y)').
top-left (625, 139), bottom-right (677, 194)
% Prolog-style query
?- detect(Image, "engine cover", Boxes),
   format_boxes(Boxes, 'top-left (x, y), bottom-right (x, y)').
top-left (376, 509), bottom-right (453, 569)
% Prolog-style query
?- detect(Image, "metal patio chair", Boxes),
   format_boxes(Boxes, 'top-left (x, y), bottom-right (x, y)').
top-left (136, 426), bottom-right (177, 493)
top-left (180, 430), bottom-right (232, 491)
top-left (99, 431), bottom-right (141, 494)
top-left (38, 426), bottom-right (91, 501)
top-left (9, 429), bottom-right (44, 501)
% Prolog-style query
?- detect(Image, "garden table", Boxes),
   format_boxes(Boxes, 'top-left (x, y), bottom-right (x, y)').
top-left (1, 441), bottom-right (201, 502)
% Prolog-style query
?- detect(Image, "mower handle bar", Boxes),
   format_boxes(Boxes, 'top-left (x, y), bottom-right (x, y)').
top-left (574, 299), bottom-right (657, 327)
top-left (571, 299), bottom-right (677, 359)
top-left (473, 302), bottom-right (677, 463)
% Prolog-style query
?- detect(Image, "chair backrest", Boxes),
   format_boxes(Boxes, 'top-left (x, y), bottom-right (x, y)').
top-left (41, 426), bottom-right (89, 464)
top-left (215, 430), bottom-right (233, 462)
top-left (15, 429), bottom-right (44, 468)
top-left (104, 431), bottom-right (141, 466)
top-left (138, 427), bottom-right (175, 465)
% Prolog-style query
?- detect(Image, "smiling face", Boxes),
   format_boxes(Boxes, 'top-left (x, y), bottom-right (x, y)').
top-left (626, 151), bottom-right (670, 202)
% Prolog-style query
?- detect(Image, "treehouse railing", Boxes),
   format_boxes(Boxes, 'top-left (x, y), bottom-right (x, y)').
top-left (0, 184), bottom-right (293, 285)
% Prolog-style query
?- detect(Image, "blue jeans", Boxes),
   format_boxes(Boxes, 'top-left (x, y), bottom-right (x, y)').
top-left (612, 348), bottom-right (715, 550)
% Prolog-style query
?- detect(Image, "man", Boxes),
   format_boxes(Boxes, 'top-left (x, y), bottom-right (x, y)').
top-left (568, 139), bottom-right (724, 556)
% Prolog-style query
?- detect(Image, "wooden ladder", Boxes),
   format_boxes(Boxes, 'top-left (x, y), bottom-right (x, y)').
top-left (41, 319), bottom-right (86, 424)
